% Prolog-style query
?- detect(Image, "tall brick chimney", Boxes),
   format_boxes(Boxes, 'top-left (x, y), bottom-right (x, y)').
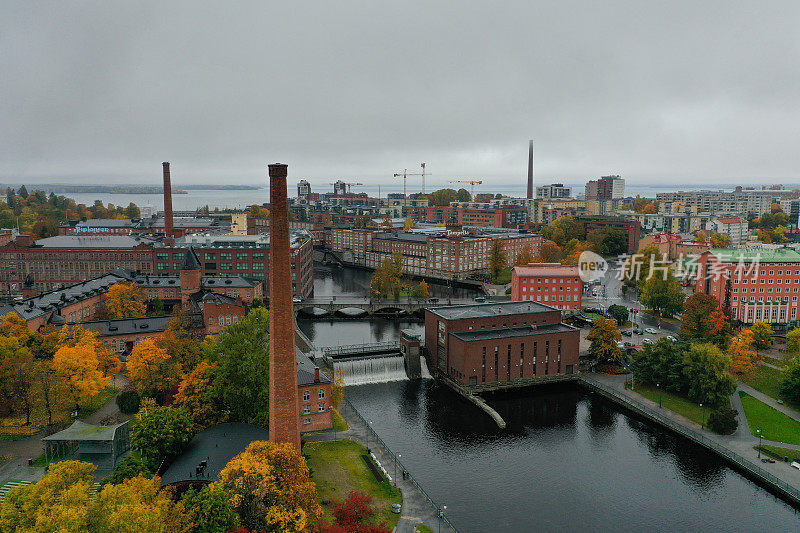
top-left (527, 140), bottom-right (534, 199)
top-left (267, 163), bottom-right (301, 449)
top-left (162, 162), bottom-right (174, 238)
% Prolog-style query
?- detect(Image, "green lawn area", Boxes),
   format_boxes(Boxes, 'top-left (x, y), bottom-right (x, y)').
top-left (757, 445), bottom-right (800, 463)
top-left (763, 356), bottom-right (789, 369)
top-left (738, 392), bottom-right (800, 445)
top-left (332, 410), bottom-right (349, 432)
top-left (490, 267), bottom-right (513, 285)
top-left (628, 382), bottom-right (717, 427)
top-left (640, 310), bottom-right (681, 326)
top-left (739, 365), bottom-right (784, 401)
top-left (304, 440), bottom-right (402, 530)
top-left (584, 312), bottom-right (604, 320)
top-left (416, 526), bottom-right (434, 533)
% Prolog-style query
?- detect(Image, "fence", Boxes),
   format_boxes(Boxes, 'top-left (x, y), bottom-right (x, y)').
top-left (580, 375), bottom-right (800, 505)
top-left (341, 399), bottom-right (460, 532)
top-left (323, 341), bottom-right (399, 358)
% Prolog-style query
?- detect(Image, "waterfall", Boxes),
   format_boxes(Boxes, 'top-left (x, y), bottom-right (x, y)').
top-left (419, 355), bottom-right (432, 379)
top-left (333, 355), bottom-right (408, 386)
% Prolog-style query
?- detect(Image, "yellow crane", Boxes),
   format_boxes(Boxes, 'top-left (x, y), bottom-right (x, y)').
top-left (449, 180), bottom-right (483, 199)
top-left (393, 164), bottom-right (430, 207)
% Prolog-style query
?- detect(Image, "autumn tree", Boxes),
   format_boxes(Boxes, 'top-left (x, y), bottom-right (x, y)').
top-left (209, 307), bottom-right (270, 425)
top-left (131, 398), bottom-right (195, 470)
top-left (516, 245), bottom-right (533, 266)
top-left (750, 321), bottom-right (773, 351)
top-left (53, 344), bottom-right (110, 407)
top-left (105, 282), bottom-right (146, 319)
top-left (370, 253), bottom-right (404, 299)
top-left (709, 232), bottom-right (732, 248)
top-left (561, 239), bottom-right (595, 265)
top-left (216, 441), bottom-right (322, 533)
top-left (540, 216), bottom-right (584, 247)
top-left (182, 485), bottom-right (240, 533)
top-left (536, 242), bottom-right (565, 263)
top-left (640, 269), bottom-right (685, 317)
top-left (331, 369), bottom-right (345, 410)
top-left (157, 311), bottom-right (204, 371)
top-left (728, 330), bottom-right (758, 374)
top-left (403, 217), bottom-right (415, 231)
top-left (587, 318), bottom-right (622, 363)
top-left (409, 280), bottom-right (429, 299)
top-left (428, 188), bottom-right (458, 206)
top-left (173, 360), bottom-right (227, 430)
top-left (587, 228), bottom-right (627, 257)
top-left (0, 336), bottom-right (36, 424)
top-left (786, 328), bottom-right (800, 354)
top-left (327, 491), bottom-right (391, 533)
top-left (127, 337), bottom-right (183, 397)
top-left (488, 240), bottom-right (507, 282)
top-left (696, 230), bottom-right (708, 242)
top-left (683, 343), bottom-right (737, 406)
top-left (680, 294), bottom-right (722, 341)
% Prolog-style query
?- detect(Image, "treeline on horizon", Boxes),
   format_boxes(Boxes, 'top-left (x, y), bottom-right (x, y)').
top-left (1, 186), bottom-right (140, 238)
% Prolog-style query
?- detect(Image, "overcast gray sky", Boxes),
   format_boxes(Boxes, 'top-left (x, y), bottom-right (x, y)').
top-left (1, 1), bottom-right (799, 190)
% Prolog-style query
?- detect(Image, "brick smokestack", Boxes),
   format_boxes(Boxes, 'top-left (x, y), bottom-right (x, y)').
top-left (267, 163), bottom-right (300, 449)
top-left (162, 162), bottom-right (174, 237)
top-left (527, 140), bottom-right (534, 199)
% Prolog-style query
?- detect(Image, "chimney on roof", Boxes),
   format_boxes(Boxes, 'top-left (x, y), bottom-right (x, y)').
top-left (162, 162), bottom-right (174, 238)
top-left (314, 366), bottom-right (320, 383)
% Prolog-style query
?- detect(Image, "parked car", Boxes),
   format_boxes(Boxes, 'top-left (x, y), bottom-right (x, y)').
top-left (428, 297), bottom-right (440, 303)
top-left (474, 296), bottom-right (486, 302)
top-left (623, 341), bottom-right (634, 348)
top-left (645, 327), bottom-right (658, 334)
top-left (665, 335), bottom-right (678, 342)
top-left (642, 338), bottom-right (655, 345)
top-left (633, 328), bottom-right (643, 335)
top-left (292, 296), bottom-right (304, 303)
top-left (391, 503), bottom-right (402, 514)
top-left (621, 330), bottom-right (632, 337)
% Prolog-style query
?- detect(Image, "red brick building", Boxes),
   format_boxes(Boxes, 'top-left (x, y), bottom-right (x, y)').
top-left (694, 248), bottom-right (800, 325)
top-left (576, 216), bottom-right (641, 253)
top-left (424, 301), bottom-right (580, 387)
top-left (296, 351), bottom-right (333, 432)
top-left (456, 204), bottom-right (529, 228)
top-left (511, 264), bottom-right (583, 311)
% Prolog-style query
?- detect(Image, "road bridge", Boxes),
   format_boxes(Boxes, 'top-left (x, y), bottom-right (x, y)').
top-left (294, 297), bottom-right (484, 317)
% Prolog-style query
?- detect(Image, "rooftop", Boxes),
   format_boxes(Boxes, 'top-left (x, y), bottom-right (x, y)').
top-left (74, 316), bottom-right (172, 337)
top-left (450, 322), bottom-right (578, 342)
top-left (427, 300), bottom-right (557, 320)
top-left (296, 350), bottom-right (331, 386)
top-left (706, 248), bottom-right (800, 263)
top-left (513, 264), bottom-right (579, 277)
top-left (34, 235), bottom-right (155, 248)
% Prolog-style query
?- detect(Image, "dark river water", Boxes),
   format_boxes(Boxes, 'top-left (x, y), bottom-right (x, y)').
top-left (300, 265), bottom-right (800, 532)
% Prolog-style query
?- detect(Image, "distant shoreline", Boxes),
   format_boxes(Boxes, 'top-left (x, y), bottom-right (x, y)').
top-left (1, 184), bottom-right (262, 194)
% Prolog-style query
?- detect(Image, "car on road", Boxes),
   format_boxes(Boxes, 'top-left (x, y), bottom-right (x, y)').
top-left (644, 327), bottom-right (658, 334)
top-left (665, 335), bottom-right (678, 342)
top-left (642, 338), bottom-right (655, 345)
top-left (474, 296), bottom-right (486, 302)
top-left (623, 341), bottom-right (634, 348)
top-left (292, 296), bottom-right (304, 303)
top-left (621, 330), bottom-right (632, 337)
top-left (633, 327), bottom-right (643, 335)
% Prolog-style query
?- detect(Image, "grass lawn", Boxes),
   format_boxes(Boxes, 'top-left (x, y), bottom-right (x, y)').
top-left (79, 385), bottom-right (121, 419)
top-left (304, 440), bottom-right (402, 530)
top-left (757, 445), bottom-right (800, 463)
top-left (332, 410), bottom-right (349, 432)
top-left (738, 392), bottom-right (800, 445)
top-left (490, 267), bottom-right (513, 285)
top-left (584, 312), bottom-right (604, 320)
top-left (762, 356), bottom-right (789, 369)
top-left (416, 526), bottom-right (434, 533)
top-left (641, 310), bottom-right (681, 327)
top-left (739, 365), bottom-right (785, 401)
top-left (628, 382), bottom-right (719, 427)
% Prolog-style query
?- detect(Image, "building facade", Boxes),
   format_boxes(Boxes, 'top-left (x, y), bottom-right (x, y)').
top-left (536, 184), bottom-right (573, 200)
top-left (510, 264), bottom-right (583, 311)
top-left (424, 301), bottom-right (580, 387)
top-left (707, 217), bottom-right (748, 248)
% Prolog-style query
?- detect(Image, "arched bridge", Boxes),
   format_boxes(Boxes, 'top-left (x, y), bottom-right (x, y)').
top-left (294, 297), bottom-right (480, 318)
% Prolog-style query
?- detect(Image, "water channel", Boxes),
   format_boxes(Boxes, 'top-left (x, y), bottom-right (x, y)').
top-left (298, 265), bottom-right (800, 532)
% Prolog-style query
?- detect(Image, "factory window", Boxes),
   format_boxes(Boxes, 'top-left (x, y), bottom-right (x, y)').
top-left (205, 253), bottom-right (216, 260)
top-left (237, 263), bottom-right (248, 270)
top-left (303, 391), bottom-right (310, 401)
top-left (221, 263), bottom-right (232, 270)
top-left (156, 252), bottom-right (168, 260)
top-left (318, 402), bottom-right (326, 412)
top-left (221, 252), bottom-right (232, 260)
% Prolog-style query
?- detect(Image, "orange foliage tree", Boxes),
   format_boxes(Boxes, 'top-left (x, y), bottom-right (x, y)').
top-left (127, 338), bottom-right (182, 396)
top-left (216, 441), bottom-right (322, 533)
top-left (104, 282), bottom-right (146, 319)
top-left (173, 361), bottom-right (227, 430)
top-left (536, 242), bottom-right (565, 263)
top-left (52, 345), bottom-right (109, 406)
top-left (728, 329), bottom-right (758, 374)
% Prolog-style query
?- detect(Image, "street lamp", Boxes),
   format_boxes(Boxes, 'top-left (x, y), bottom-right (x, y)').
top-left (394, 453), bottom-right (401, 487)
top-left (438, 505), bottom-right (447, 533)
top-left (699, 403), bottom-right (705, 429)
top-left (657, 383), bottom-right (662, 408)
top-left (757, 429), bottom-right (762, 458)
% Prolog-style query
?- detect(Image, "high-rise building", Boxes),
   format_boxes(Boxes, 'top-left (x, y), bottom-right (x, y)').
top-left (535, 184), bottom-right (572, 200)
top-left (585, 175), bottom-right (625, 200)
top-left (297, 180), bottom-right (311, 198)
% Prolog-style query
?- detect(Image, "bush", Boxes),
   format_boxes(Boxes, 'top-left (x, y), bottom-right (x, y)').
top-left (102, 452), bottom-right (151, 485)
top-left (116, 390), bottom-right (141, 414)
top-left (707, 407), bottom-right (738, 435)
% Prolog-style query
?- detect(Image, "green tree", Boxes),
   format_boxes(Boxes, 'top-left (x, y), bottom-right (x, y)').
top-left (587, 228), bottom-right (627, 257)
top-left (455, 188), bottom-right (471, 202)
top-left (0, 335), bottom-right (37, 425)
top-left (209, 307), bottom-right (270, 426)
top-left (630, 338), bottom-right (687, 393)
top-left (182, 485), bottom-right (240, 533)
top-left (606, 304), bottom-right (629, 326)
top-left (786, 328), bottom-right (800, 354)
top-left (640, 269), bottom-right (685, 317)
top-left (370, 253), bottom-right (404, 299)
top-left (102, 453), bottom-right (151, 486)
top-left (17, 185), bottom-right (28, 198)
top-left (131, 399), bottom-right (195, 471)
top-left (540, 216), bottom-right (584, 247)
top-left (779, 356), bottom-right (800, 405)
top-left (709, 232), bottom-right (732, 248)
top-left (489, 240), bottom-right (507, 282)
top-left (428, 188), bottom-right (458, 206)
top-left (587, 317), bottom-right (622, 363)
top-left (682, 343), bottom-right (737, 406)
top-left (750, 321), bottom-right (773, 351)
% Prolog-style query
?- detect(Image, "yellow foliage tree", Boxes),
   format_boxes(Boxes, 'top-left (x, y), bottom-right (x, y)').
top-left (403, 217), bottom-right (415, 230)
top-left (173, 360), bottom-right (227, 430)
top-left (728, 329), bottom-right (758, 374)
top-left (216, 441), bottom-right (322, 533)
top-left (53, 344), bottom-right (110, 406)
top-left (516, 245), bottom-right (533, 266)
top-left (105, 282), bottom-right (146, 319)
top-left (58, 324), bottom-right (120, 378)
top-left (331, 369), bottom-right (345, 410)
top-left (127, 338), bottom-right (182, 395)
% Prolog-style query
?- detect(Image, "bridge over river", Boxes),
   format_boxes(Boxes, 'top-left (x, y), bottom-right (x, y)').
top-left (294, 296), bottom-right (495, 318)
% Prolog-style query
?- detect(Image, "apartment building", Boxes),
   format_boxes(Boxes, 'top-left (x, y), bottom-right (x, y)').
top-left (510, 264), bottom-right (583, 311)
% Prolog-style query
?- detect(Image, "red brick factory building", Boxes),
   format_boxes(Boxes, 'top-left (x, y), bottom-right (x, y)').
top-left (510, 263), bottom-right (583, 311)
top-left (424, 301), bottom-right (580, 388)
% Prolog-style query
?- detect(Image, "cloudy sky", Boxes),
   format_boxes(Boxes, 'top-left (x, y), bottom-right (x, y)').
top-left (1, 1), bottom-right (799, 191)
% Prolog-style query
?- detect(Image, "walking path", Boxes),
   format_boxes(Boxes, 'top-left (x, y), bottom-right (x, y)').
top-left (305, 403), bottom-right (456, 533)
top-left (583, 374), bottom-right (800, 503)
top-left (737, 382), bottom-right (800, 424)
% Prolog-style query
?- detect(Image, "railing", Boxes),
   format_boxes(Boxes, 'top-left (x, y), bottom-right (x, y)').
top-left (341, 399), bottom-right (459, 532)
top-left (580, 375), bottom-right (800, 504)
top-left (323, 342), bottom-right (399, 357)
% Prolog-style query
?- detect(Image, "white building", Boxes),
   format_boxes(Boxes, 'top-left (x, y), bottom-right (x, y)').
top-left (706, 217), bottom-right (748, 247)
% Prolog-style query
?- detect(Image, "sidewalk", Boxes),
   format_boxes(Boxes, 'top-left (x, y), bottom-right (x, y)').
top-left (584, 373), bottom-right (800, 502)
top-left (305, 403), bottom-right (456, 533)
top-left (737, 382), bottom-right (800, 424)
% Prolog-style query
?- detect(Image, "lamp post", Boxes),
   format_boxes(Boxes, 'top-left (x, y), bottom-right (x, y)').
top-left (657, 383), bottom-right (662, 408)
top-left (757, 429), bottom-right (762, 458)
top-left (438, 505), bottom-right (447, 533)
top-left (700, 403), bottom-right (705, 429)
top-left (394, 453), bottom-right (401, 487)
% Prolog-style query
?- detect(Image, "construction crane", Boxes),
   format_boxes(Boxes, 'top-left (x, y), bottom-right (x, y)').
top-left (329, 182), bottom-right (363, 194)
top-left (449, 180), bottom-right (483, 199)
top-left (393, 164), bottom-right (430, 207)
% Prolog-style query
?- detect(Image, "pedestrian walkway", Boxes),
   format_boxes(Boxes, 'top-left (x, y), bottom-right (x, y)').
top-left (0, 479), bottom-right (32, 500)
top-left (737, 383), bottom-right (800, 424)
top-left (305, 403), bottom-right (456, 533)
